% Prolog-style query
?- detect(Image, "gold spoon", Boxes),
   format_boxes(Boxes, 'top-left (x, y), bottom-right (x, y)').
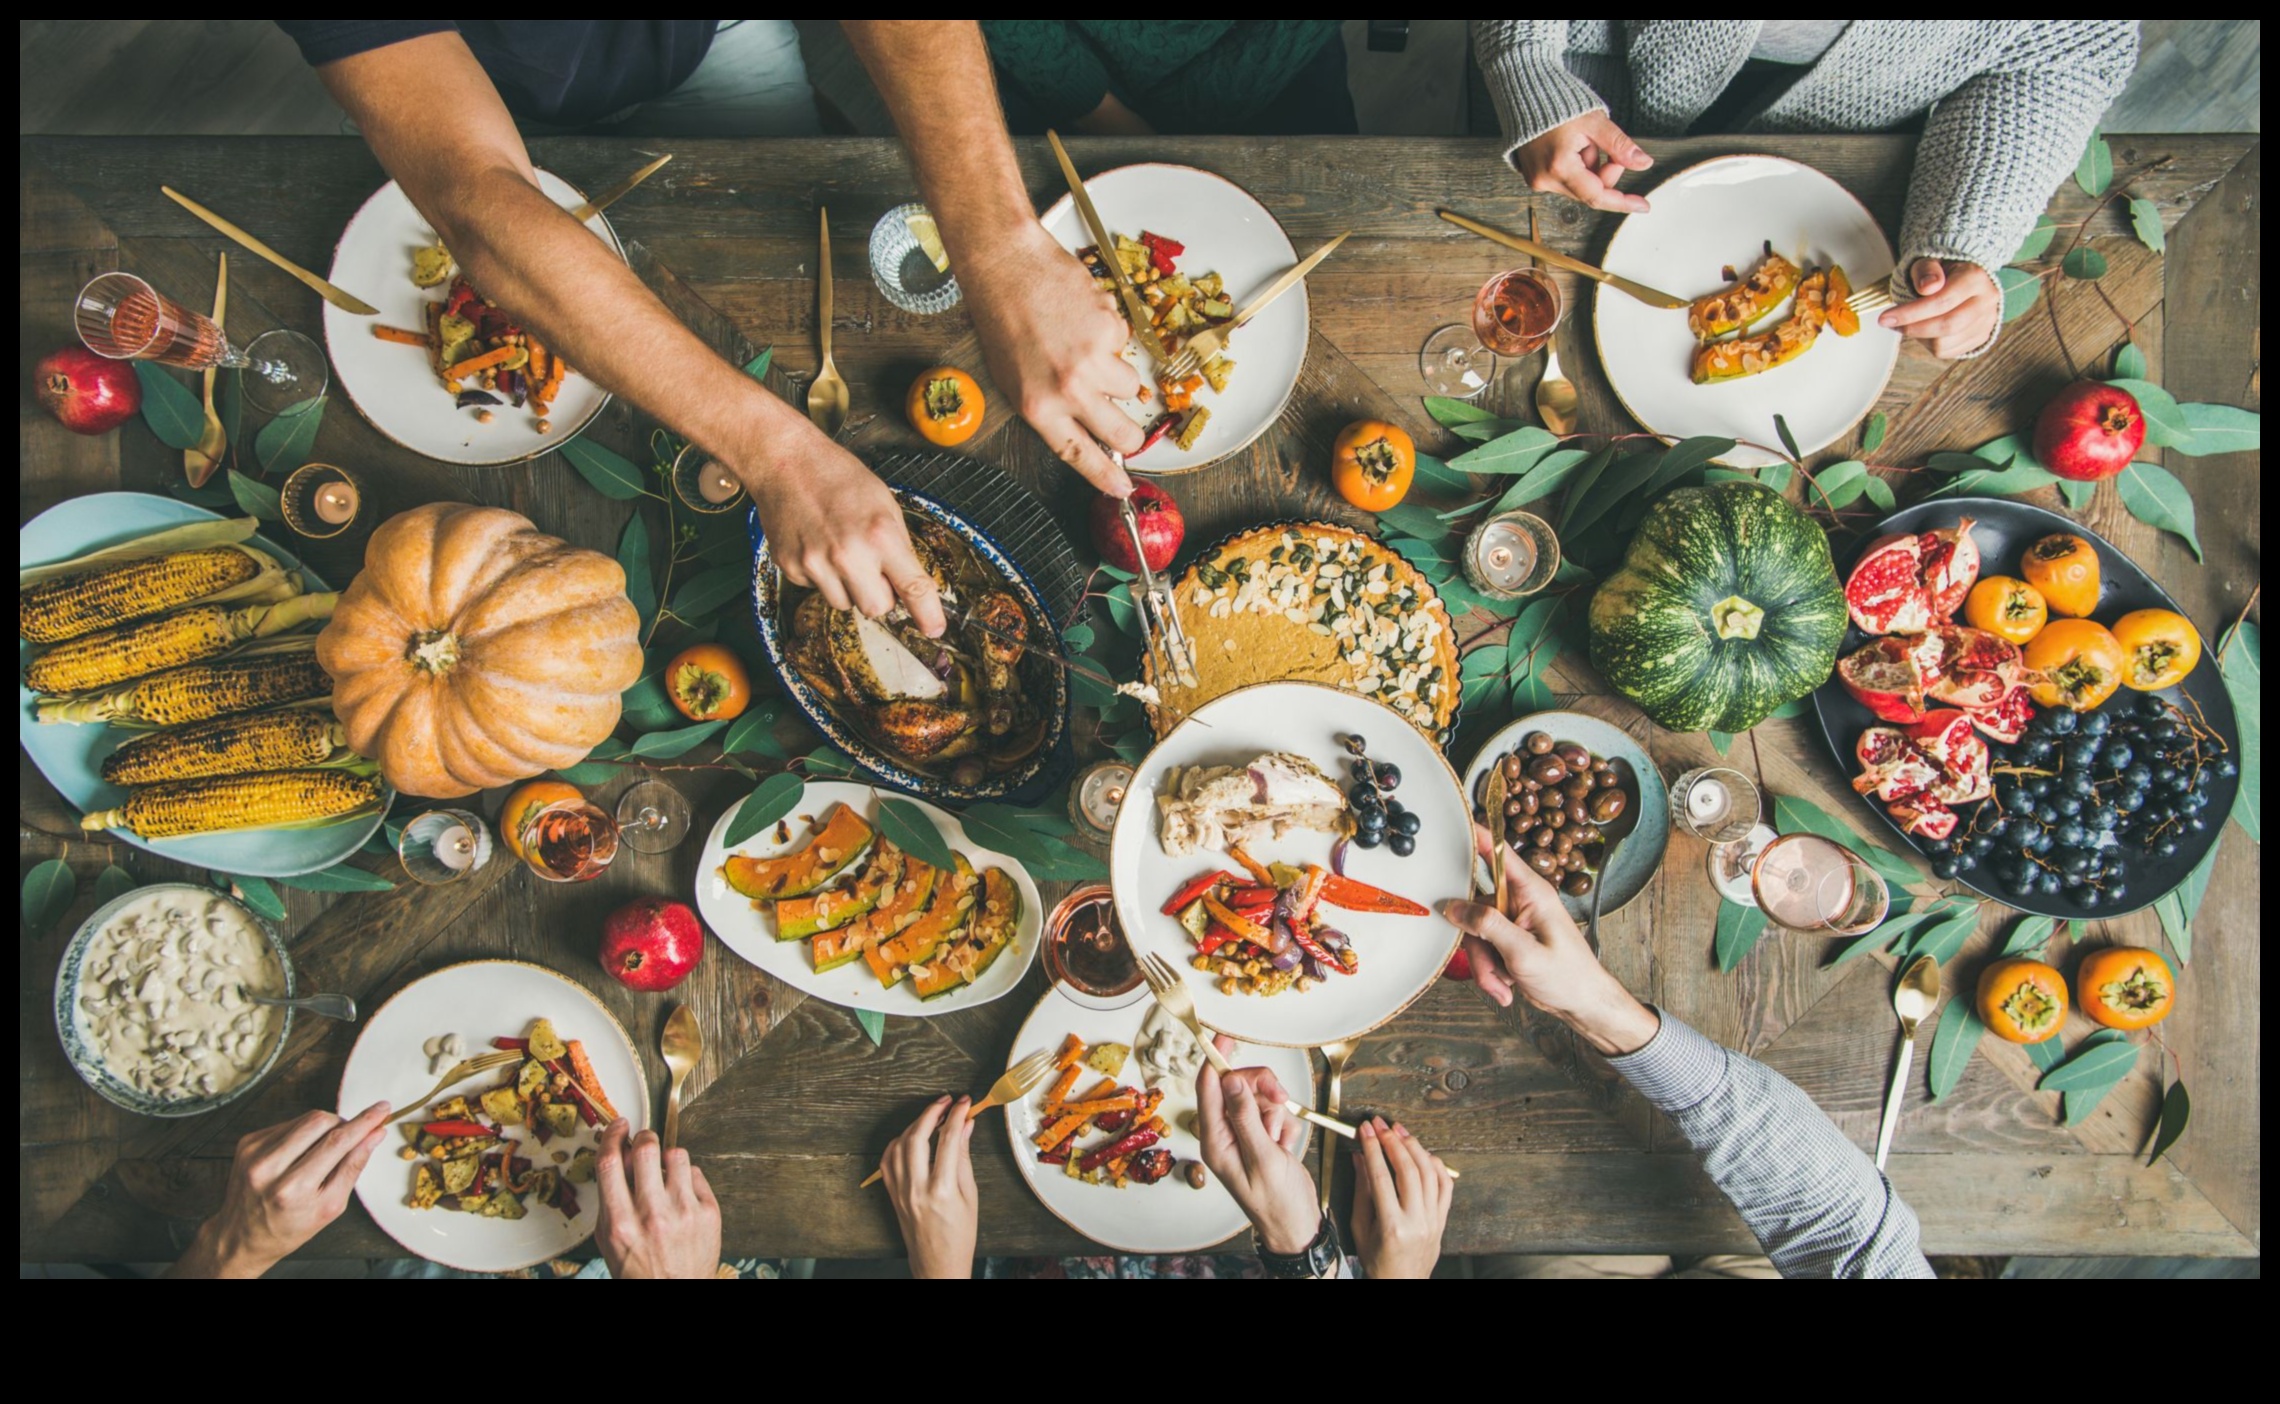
top-left (1874, 955), bottom-right (1940, 1169)
top-left (661, 1004), bottom-right (702, 1152)
top-left (1316, 1039), bottom-right (1358, 1213)
top-left (1584, 756), bottom-right (1643, 955)
top-left (1529, 208), bottom-right (1577, 435)
top-left (186, 252), bottom-right (228, 486)
top-left (806, 206), bottom-right (849, 436)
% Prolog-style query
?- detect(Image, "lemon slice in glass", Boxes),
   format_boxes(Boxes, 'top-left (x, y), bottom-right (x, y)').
top-left (906, 210), bottom-right (951, 274)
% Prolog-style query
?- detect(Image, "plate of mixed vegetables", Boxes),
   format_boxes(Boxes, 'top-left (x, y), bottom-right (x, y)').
top-left (1041, 163), bottom-right (1309, 473)
top-left (323, 169), bottom-right (619, 466)
top-left (340, 961), bottom-right (646, 1273)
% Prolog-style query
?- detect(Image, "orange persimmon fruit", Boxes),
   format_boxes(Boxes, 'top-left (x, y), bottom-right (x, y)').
top-left (1977, 957), bottom-right (2069, 1044)
top-left (907, 367), bottom-right (984, 446)
top-left (2108, 608), bottom-right (2202, 691)
top-left (666, 642), bottom-right (752, 722)
top-left (2024, 618), bottom-right (2126, 711)
top-left (1330, 420), bottom-right (1416, 512)
top-left (2020, 532), bottom-right (2101, 618)
top-left (2075, 945), bottom-right (2175, 1031)
top-left (1963, 575), bottom-right (2048, 645)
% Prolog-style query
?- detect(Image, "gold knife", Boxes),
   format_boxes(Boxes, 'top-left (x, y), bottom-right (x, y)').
top-left (1045, 130), bottom-right (1173, 368)
top-left (162, 186), bottom-right (379, 316)
top-left (569, 153), bottom-right (673, 224)
top-left (1438, 208), bottom-right (1688, 310)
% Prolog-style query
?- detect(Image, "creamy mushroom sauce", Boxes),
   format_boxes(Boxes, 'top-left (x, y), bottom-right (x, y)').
top-left (75, 890), bottom-right (284, 1102)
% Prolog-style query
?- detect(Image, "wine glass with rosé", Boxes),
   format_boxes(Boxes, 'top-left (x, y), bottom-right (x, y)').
top-left (1418, 266), bottom-right (1566, 399)
top-left (74, 272), bottom-right (326, 414)
top-left (515, 793), bottom-right (621, 882)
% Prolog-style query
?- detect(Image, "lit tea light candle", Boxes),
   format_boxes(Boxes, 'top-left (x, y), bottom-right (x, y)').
top-left (1687, 780), bottom-right (1733, 826)
top-left (1071, 760), bottom-right (1135, 837)
top-left (433, 822), bottom-right (477, 871)
top-left (698, 461), bottom-right (741, 505)
top-left (1462, 509), bottom-right (1559, 601)
top-left (313, 480), bottom-right (360, 525)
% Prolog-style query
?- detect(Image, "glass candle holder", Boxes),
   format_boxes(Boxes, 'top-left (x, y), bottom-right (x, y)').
top-left (1669, 766), bottom-right (1763, 846)
top-left (869, 201), bottom-right (962, 316)
top-left (1461, 509), bottom-right (1561, 601)
top-left (1068, 760), bottom-right (1135, 844)
top-left (280, 462), bottom-right (367, 540)
top-left (398, 808), bottom-right (493, 886)
top-left (670, 439), bottom-right (746, 514)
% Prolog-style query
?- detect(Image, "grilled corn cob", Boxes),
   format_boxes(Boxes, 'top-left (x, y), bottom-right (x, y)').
top-left (24, 593), bottom-right (337, 695)
top-left (100, 708), bottom-right (346, 786)
top-left (80, 769), bottom-right (383, 839)
top-left (19, 546), bottom-right (277, 643)
top-left (36, 646), bottom-right (330, 726)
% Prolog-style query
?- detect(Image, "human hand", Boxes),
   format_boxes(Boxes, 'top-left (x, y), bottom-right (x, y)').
top-left (1879, 259), bottom-right (1999, 360)
top-left (740, 426), bottom-right (946, 635)
top-left (1349, 1116), bottom-right (1453, 1279)
top-left (593, 1120), bottom-right (722, 1279)
top-left (1442, 824), bottom-right (1661, 1054)
top-left (961, 222), bottom-right (1145, 497)
top-left (1074, 91), bottom-right (1156, 136)
top-left (1196, 1035), bottom-right (1319, 1254)
top-left (169, 1102), bottom-right (390, 1277)
top-left (1513, 112), bottom-right (1653, 214)
top-left (882, 1095), bottom-right (979, 1278)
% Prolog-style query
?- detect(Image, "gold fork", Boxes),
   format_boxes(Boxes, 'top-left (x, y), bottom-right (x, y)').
top-left (1138, 952), bottom-right (1360, 1142)
top-left (858, 1046), bottom-right (1059, 1188)
top-left (1847, 284), bottom-right (1895, 317)
top-left (1160, 231), bottom-right (1350, 383)
top-left (383, 1049), bottom-right (524, 1126)
top-left (1315, 1039), bottom-right (1358, 1212)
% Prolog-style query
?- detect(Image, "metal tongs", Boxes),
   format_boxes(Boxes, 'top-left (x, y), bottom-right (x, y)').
top-left (1117, 461), bottom-right (1198, 688)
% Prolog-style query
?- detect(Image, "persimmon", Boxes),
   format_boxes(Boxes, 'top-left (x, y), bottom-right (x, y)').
top-left (1330, 420), bottom-right (1416, 511)
top-left (2020, 533), bottom-right (2100, 618)
top-left (1963, 576), bottom-right (2048, 645)
top-left (500, 779), bottom-right (584, 863)
top-left (907, 367), bottom-right (984, 446)
top-left (2076, 946), bottom-right (2175, 1030)
top-left (666, 642), bottom-right (753, 721)
top-left (1977, 957), bottom-right (2068, 1044)
top-left (2024, 618), bottom-right (2126, 711)
top-left (2108, 609), bottom-right (2202, 691)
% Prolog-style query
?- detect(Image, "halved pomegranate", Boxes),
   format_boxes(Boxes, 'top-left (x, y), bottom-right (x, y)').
top-left (1920, 519), bottom-right (1981, 621)
top-left (1888, 795), bottom-right (1958, 841)
top-left (1964, 683), bottom-right (2036, 744)
top-left (1844, 520), bottom-right (1982, 635)
top-left (1853, 726), bottom-right (1938, 802)
top-left (1926, 625), bottom-right (2025, 709)
top-left (1838, 636), bottom-right (1936, 722)
top-left (1906, 708), bottom-right (1979, 765)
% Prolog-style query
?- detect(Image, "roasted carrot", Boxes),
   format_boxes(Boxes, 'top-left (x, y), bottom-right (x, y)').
top-left (526, 342), bottom-right (550, 385)
top-left (373, 324), bottom-right (430, 346)
top-left (443, 344), bottom-right (519, 380)
top-left (563, 1040), bottom-right (619, 1122)
top-left (1053, 1033), bottom-right (1086, 1069)
top-left (1041, 1063), bottom-right (1081, 1113)
top-left (1034, 1110), bottom-right (1089, 1153)
top-left (1058, 1095), bottom-right (1138, 1118)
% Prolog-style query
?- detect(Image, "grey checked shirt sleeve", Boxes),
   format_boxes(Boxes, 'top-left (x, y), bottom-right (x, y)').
top-left (1607, 1014), bottom-right (1935, 1279)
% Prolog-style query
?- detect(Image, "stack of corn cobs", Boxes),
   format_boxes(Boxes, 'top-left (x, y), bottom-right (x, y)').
top-left (20, 517), bottom-right (382, 840)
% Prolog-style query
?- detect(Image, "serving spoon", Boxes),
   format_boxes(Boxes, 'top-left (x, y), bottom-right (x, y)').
top-left (248, 989), bottom-right (357, 1021)
top-left (661, 1003), bottom-right (702, 1152)
top-left (1584, 756), bottom-right (1643, 954)
top-left (1875, 955), bottom-right (1941, 1169)
top-left (805, 206), bottom-right (849, 436)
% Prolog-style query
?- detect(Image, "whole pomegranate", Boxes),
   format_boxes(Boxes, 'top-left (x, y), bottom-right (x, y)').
top-left (2033, 380), bottom-right (2145, 482)
top-left (1089, 480), bottom-right (1185, 574)
top-left (598, 897), bottom-right (705, 993)
top-left (35, 347), bottom-right (140, 435)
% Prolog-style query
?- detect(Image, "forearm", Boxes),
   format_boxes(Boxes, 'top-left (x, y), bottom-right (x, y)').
top-left (165, 1220), bottom-right (271, 1279)
top-left (1606, 1015), bottom-right (1934, 1279)
top-left (1469, 20), bottom-right (1604, 155)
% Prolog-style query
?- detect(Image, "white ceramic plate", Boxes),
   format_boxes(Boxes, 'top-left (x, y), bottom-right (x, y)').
top-left (1003, 987), bottom-right (1313, 1254)
top-left (17, 492), bottom-right (387, 876)
top-left (1460, 711), bottom-right (1671, 923)
top-left (323, 170), bottom-right (618, 466)
top-left (1040, 163), bottom-right (1307, 473)
top-left (338, 960), bottom-right (645, 1273)
top-left (1595, 153), bottom-right (1900, 469)
top-left (694, 781), bottom-right (1042, 1017)
top-left (1109, 682), bottom-right (1468, 1047)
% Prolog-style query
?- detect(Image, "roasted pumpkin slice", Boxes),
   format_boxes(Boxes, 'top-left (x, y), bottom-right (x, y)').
top-left (866, 854), bottom-right (976, 987)
top-left (811, 845), bottom-right (940, 972)
top-left (1691, 268), bottom-right (1831, 384)
top-left (1688, 249), bottom-right (1801, 340)
top-left (916, 867), bottom-right (1021, 999)
top-left (1825, 264), bottom-right (1860, 337)
top-left (777, 838), bottom-right (904, 940)
top-left (723, 803), bottom-right (873, 902)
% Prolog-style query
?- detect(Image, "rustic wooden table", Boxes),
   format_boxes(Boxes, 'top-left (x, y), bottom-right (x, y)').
top-left (19, 133), bottom-right (2260, 1263)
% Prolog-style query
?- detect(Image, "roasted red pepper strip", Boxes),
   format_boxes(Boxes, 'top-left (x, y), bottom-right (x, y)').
top-left (1225, 843), bottom-right (1277, 887)
top-left (1079, 1127), bottom-right (1161, 1174)
top-left (1290, 866), bottom-right (1330, 923)
top-left (1287, 922), bottom-right (1349, 974)
top-left (1163, 870), bottom-right (1236, 915)
top-left (1133, 412), bottom-right (1178, 456)
top-left (544, 1058), bottom-right (603, 1126)
top-left (421, 1119), bottom-right (491, 1139)
top-left (1317, 872), bottom-right (1428, 916)
top-left (1225, 884), bottom-right (1279, 904)
top-left (1203, 894), bottom-right (1268, 943)
top-left (1195, 921), bottom-right (1238, 957)
top-left (490, 1036), bottom-right (528, 1051)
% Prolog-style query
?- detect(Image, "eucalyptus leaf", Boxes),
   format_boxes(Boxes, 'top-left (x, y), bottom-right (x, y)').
top-left (1451, 418), bottom-right (1529, 442)
top-left (273, 864), bottom-right (396, 893)
top-left (1713, 899), bottom-right (1769, 972)
top-left (1060, 622), bottom-right (1096, 654)
top-left (1502, 596), bottom-right (1562, 678)
top-left (1100, 586), bottom-right (1140, 637)
top-left (134, 363), bottom-right (207, 449)
top-left (1931, 462), bottom-right (2062, 499)
top-left (21, 859), bottom-right (76, 937)
top-left (2016, 1035), bottom-right (2062, 1074)
top-left (876, 797), bottom-right (958, 873)
top-left (1831, 904), bottom-right (1944, 966)
top-left (2170, 401), bottom-right (2261, 457)
top-left (216, 370), bottom-right (244, 474)
top-left (669, 563), bottom-right (751, 620)
top-left (1014, 833), bottom-right (1110, 881)
top-left (1447, 425), bottom-right (1558, 474)
top-left (802, 747), bottom-right (859, 778)
top-left (2114, 461), bottom-right (2203, 560)
top-left (2075, 126), bottom-right (2112, 196)
top-left (1925, 998), bottom-right (1985, 1102)
top-left (743, 346), bottom-right (775, 381)
top-left (226, 874), bottom-right (287, 923)
top-left (1997, 266), bottom-right (2042, 322)
top-left (619, 511), bottom-right (656, 632)
top-left (2037, 1037), bottom-right (2139, 1092)
top-left (959, 802), bottom-right (1075, 846)
top-left (2219, 621), bottom-right (2258, 840)
top-left (227, 469), bottom-right (284, 522)
top-left (1813, 459), bottom-right (1869, 508)
top-left (1770, 794), bottom-right (1916, 888)
top-left (1765, 697), bottom-right (1811, 721)
top-left (2001, 914), bottom-right (2057, 957)
top-left (626, 719), bottom-right (726, 759)
top-left (1912, 906), bottom-right (1982, 967)
top-left (2154, 838), bottom-right (2221, 966)
top-left (1772, 414), bottom-right (1803, 464)
top-left (1461, 645), bottom-right (1508, 679)
top-left (1408, 452), bottom-right (1468, 495)
top-left (1561, 445), bottom-right (1641, 535)
top-left (2128, 196), bottom-right (2165, 253)
top-left (1110, 728), bottom-right (1152, 763)
top-left (722, 706), bottom-right (786, 759)
top-left (1706, 730), bottom-right (1735, 756)
top-left (558, 437), bottom-right (650, 501)
top-left (1510, 646), bottom-right (1559, 711)
top-left (94, 864), bottom-right (138, 908)
top-left (723, 772), bottom-right (807, 848)
top-left (1861, 475), bottom-right (1897, 511)
top-left (2145, 1079), bottom-right (2190, 1165)
top-left (2011, 215), bottom-right (2058, 262)
top-left (553, 760), bottom-right (624, 785)
top-left (2111, 341), bottom-right (2148, 382)
top-left (1489, 447), bottom-right (1595, 513)
top-left (1424, 395), bottom-right (1503, 428)
top-left (2102, 379), bottom-right (2188, 445)
top-left (1862, 412), bottom-right (1888, 454)
top-left (855, 1008), bottom-right (886, 1046)
top-left (1378, 501), bottom-right (1454, 542)
top-left (1888, 897), bottom-right (1972, 958)
top-left (2061, 247), bottom-right (2108, 281)
top-left (1701, 468), bottom-right (1759, 485)
top-left (254, 397), bottom-right (326, 477)
top-left (1071, 669), bottom-right (1118, 709)
top-left (620, 672), bottom-right (671, 717)
top-left (2059, 479), bottom-right (2097, 510)
top-left (1823, 927), bottom-right (1888, 965)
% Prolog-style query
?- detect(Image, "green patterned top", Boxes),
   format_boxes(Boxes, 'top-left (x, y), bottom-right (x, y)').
top-left (981, 21), bottom-right (1340, 129)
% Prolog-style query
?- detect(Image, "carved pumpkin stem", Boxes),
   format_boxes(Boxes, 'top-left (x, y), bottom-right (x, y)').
top-left (407, 629), bottom-right (462, 675)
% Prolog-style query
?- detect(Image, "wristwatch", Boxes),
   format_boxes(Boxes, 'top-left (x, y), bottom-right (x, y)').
top-left (1255, 1215), bottom-right (1344, 1279)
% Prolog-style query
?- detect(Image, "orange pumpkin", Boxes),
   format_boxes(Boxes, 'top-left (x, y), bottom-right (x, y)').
top-left (2108, 609), bottom-right (2202, 691)
top-left (2020, 533), bottom-right (2100, 618)
top-left (2023, 618), bottom-right (2126, 711)
top-left (907, 367), bottom-right (984, 446)
top-left (1330, 420), bottom-right (1416, 512)
top-left (1977, 957), bottom-right (2069, 1044)
top-left (317, 503), bottom-right (644, 798)
top-left (2076, 946), bottom-right (2175, 1030)
top-left (666, 642), bottom-right (752, 721)
top-left (1963, 576), bottom-right (2048, 645)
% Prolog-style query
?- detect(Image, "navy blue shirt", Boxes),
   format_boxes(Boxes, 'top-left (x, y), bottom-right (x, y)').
top-left (277, 21), bottom-right (716, 127)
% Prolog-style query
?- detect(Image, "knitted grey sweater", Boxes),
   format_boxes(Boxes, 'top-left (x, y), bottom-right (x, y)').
top-left (1473, 20), bottom-right (2138, 348)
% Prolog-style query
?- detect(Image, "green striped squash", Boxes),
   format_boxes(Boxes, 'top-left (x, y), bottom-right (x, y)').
top-left (1587, 481), bottom-right (1845, 733)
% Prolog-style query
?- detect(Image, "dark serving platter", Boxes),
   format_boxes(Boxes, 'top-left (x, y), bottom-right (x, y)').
top-left (1810, 497), bottom-right (2239, 919)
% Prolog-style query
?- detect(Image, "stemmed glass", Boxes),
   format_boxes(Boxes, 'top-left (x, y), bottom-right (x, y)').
top-left (615, 778), bottom-right (694, 855)
top-left (74, 272), bottom-right (326, 414)
top-left (1419, 266), bottom-right (1566, 399)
